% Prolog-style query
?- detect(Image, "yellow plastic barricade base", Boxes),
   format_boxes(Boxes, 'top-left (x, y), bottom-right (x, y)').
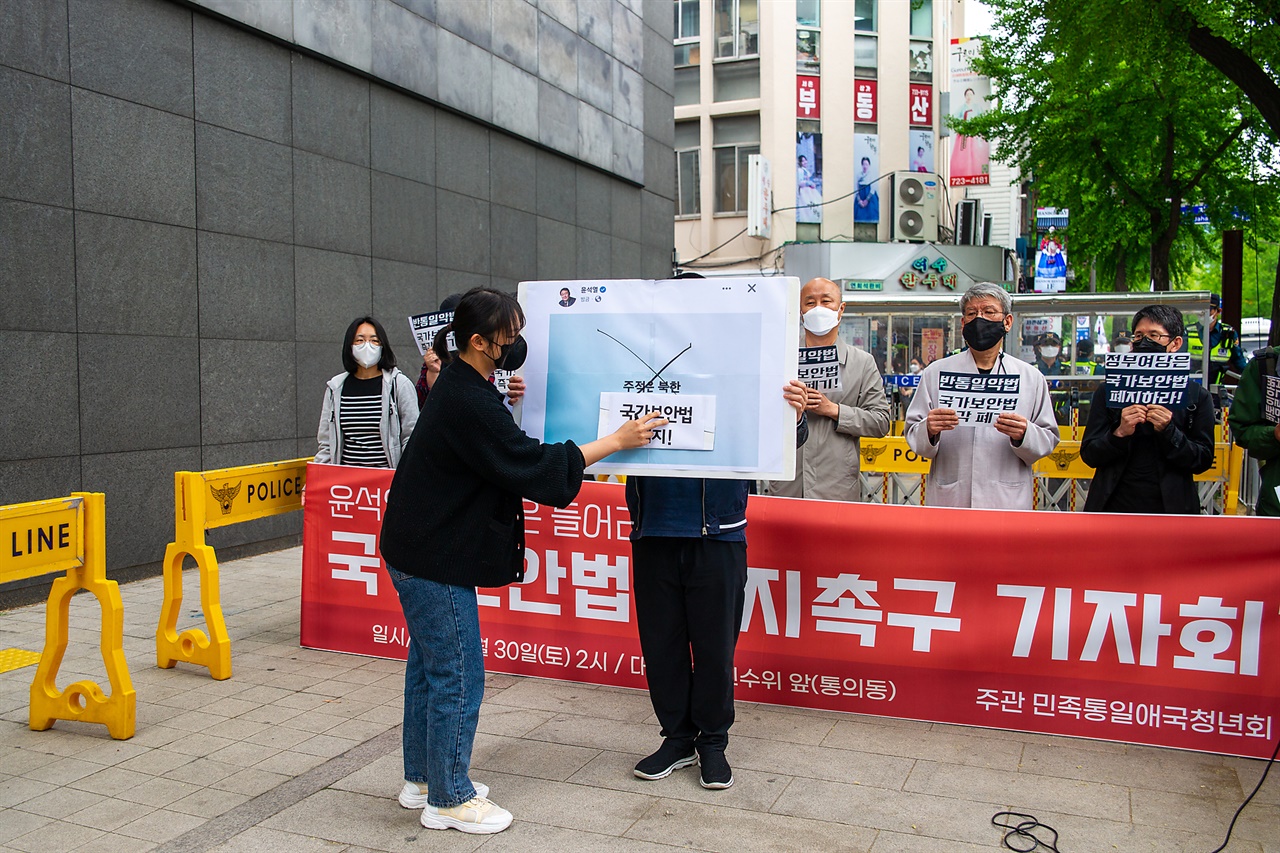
top-left (18, 493), bottom-right (136, 740)
top-left (157, 460), bottom-right (308, 680)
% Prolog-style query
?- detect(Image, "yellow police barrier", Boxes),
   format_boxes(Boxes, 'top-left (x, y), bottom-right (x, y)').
top-left (157, 459), bottom-right (308, 680)
top-left (0, 493), bottom-right (135, 739)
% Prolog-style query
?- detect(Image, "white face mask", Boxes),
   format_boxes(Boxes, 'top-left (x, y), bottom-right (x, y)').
top-left (352, 342), bottom-right (382, 369)
top-left (802, 305), bottom-right (841, 336)
top-left (909, 363), bottom-right (921, 374)
top-left (1040, 346), bottom-right (1060, 359)
top-left (1113, 344), bottom-right (1132, 354)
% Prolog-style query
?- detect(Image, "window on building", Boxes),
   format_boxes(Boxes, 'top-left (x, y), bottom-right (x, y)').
top-left (797, 29), bottom-right (819, 74)
top-left (713, 58), bottom-right (760, 101)
top-left (675, 66), bottom-right (700, 105)
top-left (854, 35), bottom-right (877, 78)
top-left (714, 0), bottom-right (759, 60)
top-left (712, 114), bottom-right (760, 214)
top-left (854, 0), bottom-right (876, 32)
top-left (674, 0), bottom-right (700, 66)
top-left (796, 0), bottom-right (820, 28)
top-left (675, 121), bottom-right (701, 218)
top-left (909, 40), bottom-right (933, 83)
top-left (910, 0), bottom-right (932, 38)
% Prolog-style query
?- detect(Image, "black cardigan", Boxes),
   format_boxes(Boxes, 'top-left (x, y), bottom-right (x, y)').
top-left (1079, 383), bottom-right (1215, 514)
top-left (380, 359), bottom-right (585, 588)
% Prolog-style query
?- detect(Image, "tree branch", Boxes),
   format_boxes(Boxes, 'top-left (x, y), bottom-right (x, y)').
top-left (1187, 24), bottom-right (1280, 141)
top-left (1090, 139), bottom-right (1156, 214)
top-left (1176, 116), bottom-right (1252, 194)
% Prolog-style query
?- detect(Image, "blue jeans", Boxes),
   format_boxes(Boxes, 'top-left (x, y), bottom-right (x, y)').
top-left (388, 566), bottom-right (484, 808)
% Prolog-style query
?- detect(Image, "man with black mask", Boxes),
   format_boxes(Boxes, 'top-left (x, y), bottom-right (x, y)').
top-left (904, 282), bottom-right (1059, 508)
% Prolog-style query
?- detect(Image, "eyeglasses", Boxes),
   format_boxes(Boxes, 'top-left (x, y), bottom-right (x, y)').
top-left (962, 308), bottom-right (1007, 321)
top-left (1131, 331), bottom-right (1172, 342)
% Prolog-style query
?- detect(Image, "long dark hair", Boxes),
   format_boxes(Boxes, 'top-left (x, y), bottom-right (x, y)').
top-left (341, 316), bottom-right (398, 374)
top-left (431, 288), bottom-right (524, 361)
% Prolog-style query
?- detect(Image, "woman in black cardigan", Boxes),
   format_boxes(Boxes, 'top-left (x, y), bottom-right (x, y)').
top-left (380, 288), bottom-right (663, 835)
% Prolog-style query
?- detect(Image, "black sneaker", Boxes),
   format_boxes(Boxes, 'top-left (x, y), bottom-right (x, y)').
top-left (633, 740), bottom-right (697, 780)
top-left (698, 749), bottom-right (733, 789)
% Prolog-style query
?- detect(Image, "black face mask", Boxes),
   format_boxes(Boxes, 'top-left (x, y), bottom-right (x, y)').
top-left (1132, 337), bottom-right (1167, 354)
top-left (487, 335), bottom-right (527, 371)
top-left (962, 316), bottom-right (1007, 352)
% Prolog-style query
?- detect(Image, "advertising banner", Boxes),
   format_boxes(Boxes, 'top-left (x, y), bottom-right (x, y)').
top-left (909, 129), bottom-right (935, 173)
top-left (797, 74), bottom-right (820, 119)
top-left (853, 79), bottom-right (877, 124)
top-left (302, 465), bottom-right (1280, 759)
top-left (948, 38), bottom-right (991, 186)
top-left (854, 133), bottom-right (880, 224)
top-left (796, 132), bottom-right (823, 224)
top-left (908, 83), bottom-right (933, 127)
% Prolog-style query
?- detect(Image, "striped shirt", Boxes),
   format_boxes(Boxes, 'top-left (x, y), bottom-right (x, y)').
top-left (339, 375), bottom-right (389, 468)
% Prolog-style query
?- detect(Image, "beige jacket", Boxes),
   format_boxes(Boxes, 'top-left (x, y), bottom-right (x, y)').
top-left (764, 338), bottom-right (891, 501)
top-left (904, 349), bottom-right (1058, 509)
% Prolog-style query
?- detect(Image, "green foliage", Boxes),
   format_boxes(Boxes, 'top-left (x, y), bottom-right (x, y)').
top-left (955, 0), bottom-right (1280, 290)
top-left (1174, 236), bottom-right (1278, 322)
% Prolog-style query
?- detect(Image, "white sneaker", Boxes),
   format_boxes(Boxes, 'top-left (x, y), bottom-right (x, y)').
top-left (399, 780), bottom-right (489, 809)
top-left (420, 795), bottom-right (513, 834)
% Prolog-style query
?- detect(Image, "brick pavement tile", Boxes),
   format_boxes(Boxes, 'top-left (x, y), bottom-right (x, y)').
top-left (904, 760), bottom-right (1130, 823)
top-left (68, 765), bottom-right (150, 796)
top-left (277, 711), bottom-right (348, 735)
top-left (568, 750), bottom-right (793, 814)
top-left (1220, 799), bottom-right (1280, 846)
top-left (251, 749), bottom-right (326, 776)
top-left (244, 725), bottom-right (315, 750)
top-left (207, 826), bottom-right (350, 852)
top-left (200, 697), bottom-right (263, 719)
top-left (772, 777), bottom-right (1006, 847)
top-left (992, 808), bottom-right (1214, 852)
top-left (291, 733), bottom-right (361, 759)
top-left (354, 704), bottom-right (404, 726)
top-left (0, 747), bottom-right (58, 776)
top-left (164, 732), bottom-right (238, 757)
top-left (70, 834), bottom-right (158, 853)
top-left (7, 818), bottom-right (105, 853)
top-left (869, 830), bottom-right (1000, 852)
top-left (821, 718), bottom-right (1024, 772)
top-left (11, 784), bottom-right (105, 819)
top-left (627, 796), bottom-right (878, 853)
top-left (1018, 739), bottom-right (1244, 797)
top-left (199, 716), bottom-right (271, 742)
top-left (730, 704), bottom-right (841, 747)
top-left (222, 684), bottom-right (294, 706)
top-left (115, 747), bottom-right (196, 777)
top-left (316, 717), bottom-right (391, 743)
top-left (483, 770), bottom-right (660, 837)
top-left (521, 712), bottom-right (663, 751)
top-left (0, 808), bottom-right (52, 845)
top-left (116, 776), bottom-right (202, 808)
top-left (329, 667), bottom-right (387, 686)
top-left (732, 734), bottom-right (916, 790)
top-left (327, 751), bottom-right (403, 799)
top-left (65, 739), bottom-right (153, 768)
top-left (472, 733), bottom-right (601, 783)
top-left (207, 740), bottom-right (283, 768)
top-left (115, 807), bottom-right (208, 843)
top-left (162, 757), bottom-right (242, 786)
top-left (165, 786), bottom-right (250, 818)
top-left (485, 679), bottom-right (655, 723)
top-left (274, 693), bottom-right (334, 712)
top-left (159, 710), bottom-right (233, 733)
top-left (237, 704), bottom-right (305, 725)
top-left (478, 820), bottom-right (683, 853)
top-left (125, 724), bottom-right (187, 749)
top-left (64, 796), bottom-right (157, 832)
top-left (25, 757), bottom-right (105, 786)
top-left (210, 767), bottom-right (291, 798)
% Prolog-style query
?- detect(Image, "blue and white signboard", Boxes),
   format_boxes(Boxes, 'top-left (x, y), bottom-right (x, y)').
top-left (517, 278), bottom-right (801, 479)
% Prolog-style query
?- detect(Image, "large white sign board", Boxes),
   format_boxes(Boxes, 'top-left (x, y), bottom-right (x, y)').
top-left (517, 278), bottom-right (801, 479)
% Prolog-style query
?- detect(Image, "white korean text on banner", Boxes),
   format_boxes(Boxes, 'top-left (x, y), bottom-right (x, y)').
top-left (1264, 375), bottom-right (1280, 423)
top-left (516, 278), bottom-right (801, 480)
top-left (796, 132), bottom-right (823, 224)
top-left (798, 346), bottom-right (842, 393)
top-left (938, 372), bottom-right (1021, 424)
top-left (302, 465), bottom-right (1280, 760)
top-left (854, 133), bottom-right (880, 224)
top-left (409, 310), bottom-right (452, 355)
top-left (1103, 352), bottom-right (1194, 408)
top-left (949, 38), bottom-right (991, 187)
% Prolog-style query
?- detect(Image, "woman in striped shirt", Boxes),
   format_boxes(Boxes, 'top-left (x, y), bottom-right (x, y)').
top-left (315, 316), bottom-right (419, 468)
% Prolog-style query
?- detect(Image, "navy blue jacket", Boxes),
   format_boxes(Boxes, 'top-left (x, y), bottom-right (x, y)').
top-left (626, 415), bottom-right (809, 541)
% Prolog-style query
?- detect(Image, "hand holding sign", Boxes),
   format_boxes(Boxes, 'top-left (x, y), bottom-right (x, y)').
top-left (1114, 405), bottom-right (1147, 438)
top-left (927, 407), bottom-right (960, 437)
top-left (993, 412), bottom-right (1028, 442)
top-left (1145, 405), bottom-right (1173, 432)
top-left (785, 379), bottom-right (808, 421)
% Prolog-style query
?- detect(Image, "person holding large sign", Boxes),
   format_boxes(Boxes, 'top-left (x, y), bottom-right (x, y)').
top-left (379, 289), bottom-right (665, 834)
top-left (763, 277), bottom-right (890, 501)
top-left (905, 283), bottom-right (1059, 508)
top-left (1230, 343), bottom-right (1280, 516)
top-left (1082, 305), bottom-right (1215, 514)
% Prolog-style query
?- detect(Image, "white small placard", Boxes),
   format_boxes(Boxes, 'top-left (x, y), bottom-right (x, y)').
top-left (597, 393), bottom-right (716, 451)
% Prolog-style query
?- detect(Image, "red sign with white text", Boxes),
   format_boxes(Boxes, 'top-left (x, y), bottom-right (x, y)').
top-left (909, 83), bottom-right (933, 126)
top-left (853, 79), bottom-right (877, 124)
top-left (301, 464), bottom-right (1280, 759)
top-left (797, 75), bottom-right (820, 119)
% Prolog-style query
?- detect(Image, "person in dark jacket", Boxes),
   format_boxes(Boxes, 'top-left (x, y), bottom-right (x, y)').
top-left (628, 384), bottom-right (808, 791)
top-left (380, 288), bottom-right (664, 835)
top-left (1081, 304), bottom-right (1215, 514)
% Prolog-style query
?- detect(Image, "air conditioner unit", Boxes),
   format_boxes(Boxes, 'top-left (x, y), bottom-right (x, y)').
top-left (892, 172), bottom-right (940, 242)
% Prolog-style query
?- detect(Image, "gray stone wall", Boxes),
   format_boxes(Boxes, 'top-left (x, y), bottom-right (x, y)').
top-left (0, 0), bottom-right (674, 578)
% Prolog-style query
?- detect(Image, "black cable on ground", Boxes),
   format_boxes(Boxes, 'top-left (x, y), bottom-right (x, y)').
top-left (991, 812), bottom-right (1060, 852)
top-left (1207, 732), bottom-right (1280, 853)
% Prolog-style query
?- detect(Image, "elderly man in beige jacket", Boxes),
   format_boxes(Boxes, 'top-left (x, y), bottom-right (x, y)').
top-left (904, 283), bottom-right (1059, 509)
top-left (764, 278), bottom-right (890, 501)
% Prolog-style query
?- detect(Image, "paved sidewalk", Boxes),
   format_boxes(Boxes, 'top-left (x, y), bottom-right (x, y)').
top-left (0, 547), bottom-right (1275, 852)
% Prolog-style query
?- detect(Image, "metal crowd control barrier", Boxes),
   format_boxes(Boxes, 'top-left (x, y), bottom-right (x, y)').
top-left (0, 493), bottom-right (135, 739)
top-left (858, 426), bottom-right (1242, 514)
top-left (158, 459), bottom-right (308, 680)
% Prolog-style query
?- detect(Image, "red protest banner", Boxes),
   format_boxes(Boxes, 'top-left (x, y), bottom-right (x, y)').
top-left (301, 463), bottom-right (1280, 759)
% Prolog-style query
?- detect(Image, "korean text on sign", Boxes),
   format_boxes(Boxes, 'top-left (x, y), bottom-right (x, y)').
top-left (797, 346), bottom-right (842, 393)
top-left (408, 310), bottom-right (453, 355)
top-left (937, 372), bottom-right (1021, 425)
top-left (1262, 375), bottom-right (1280, 423)
top-left (1103, 352), bottom-right (1193, 409)
top-left (597, 392), bottom-right (716, 451)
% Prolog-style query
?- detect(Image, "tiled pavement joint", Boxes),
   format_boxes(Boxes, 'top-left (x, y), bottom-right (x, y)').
top-left (153, 725), bottom-right (402, 853)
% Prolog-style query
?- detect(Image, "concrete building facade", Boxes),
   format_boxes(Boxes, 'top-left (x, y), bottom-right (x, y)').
top-left (0, 0), bottom-right (675, 584)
